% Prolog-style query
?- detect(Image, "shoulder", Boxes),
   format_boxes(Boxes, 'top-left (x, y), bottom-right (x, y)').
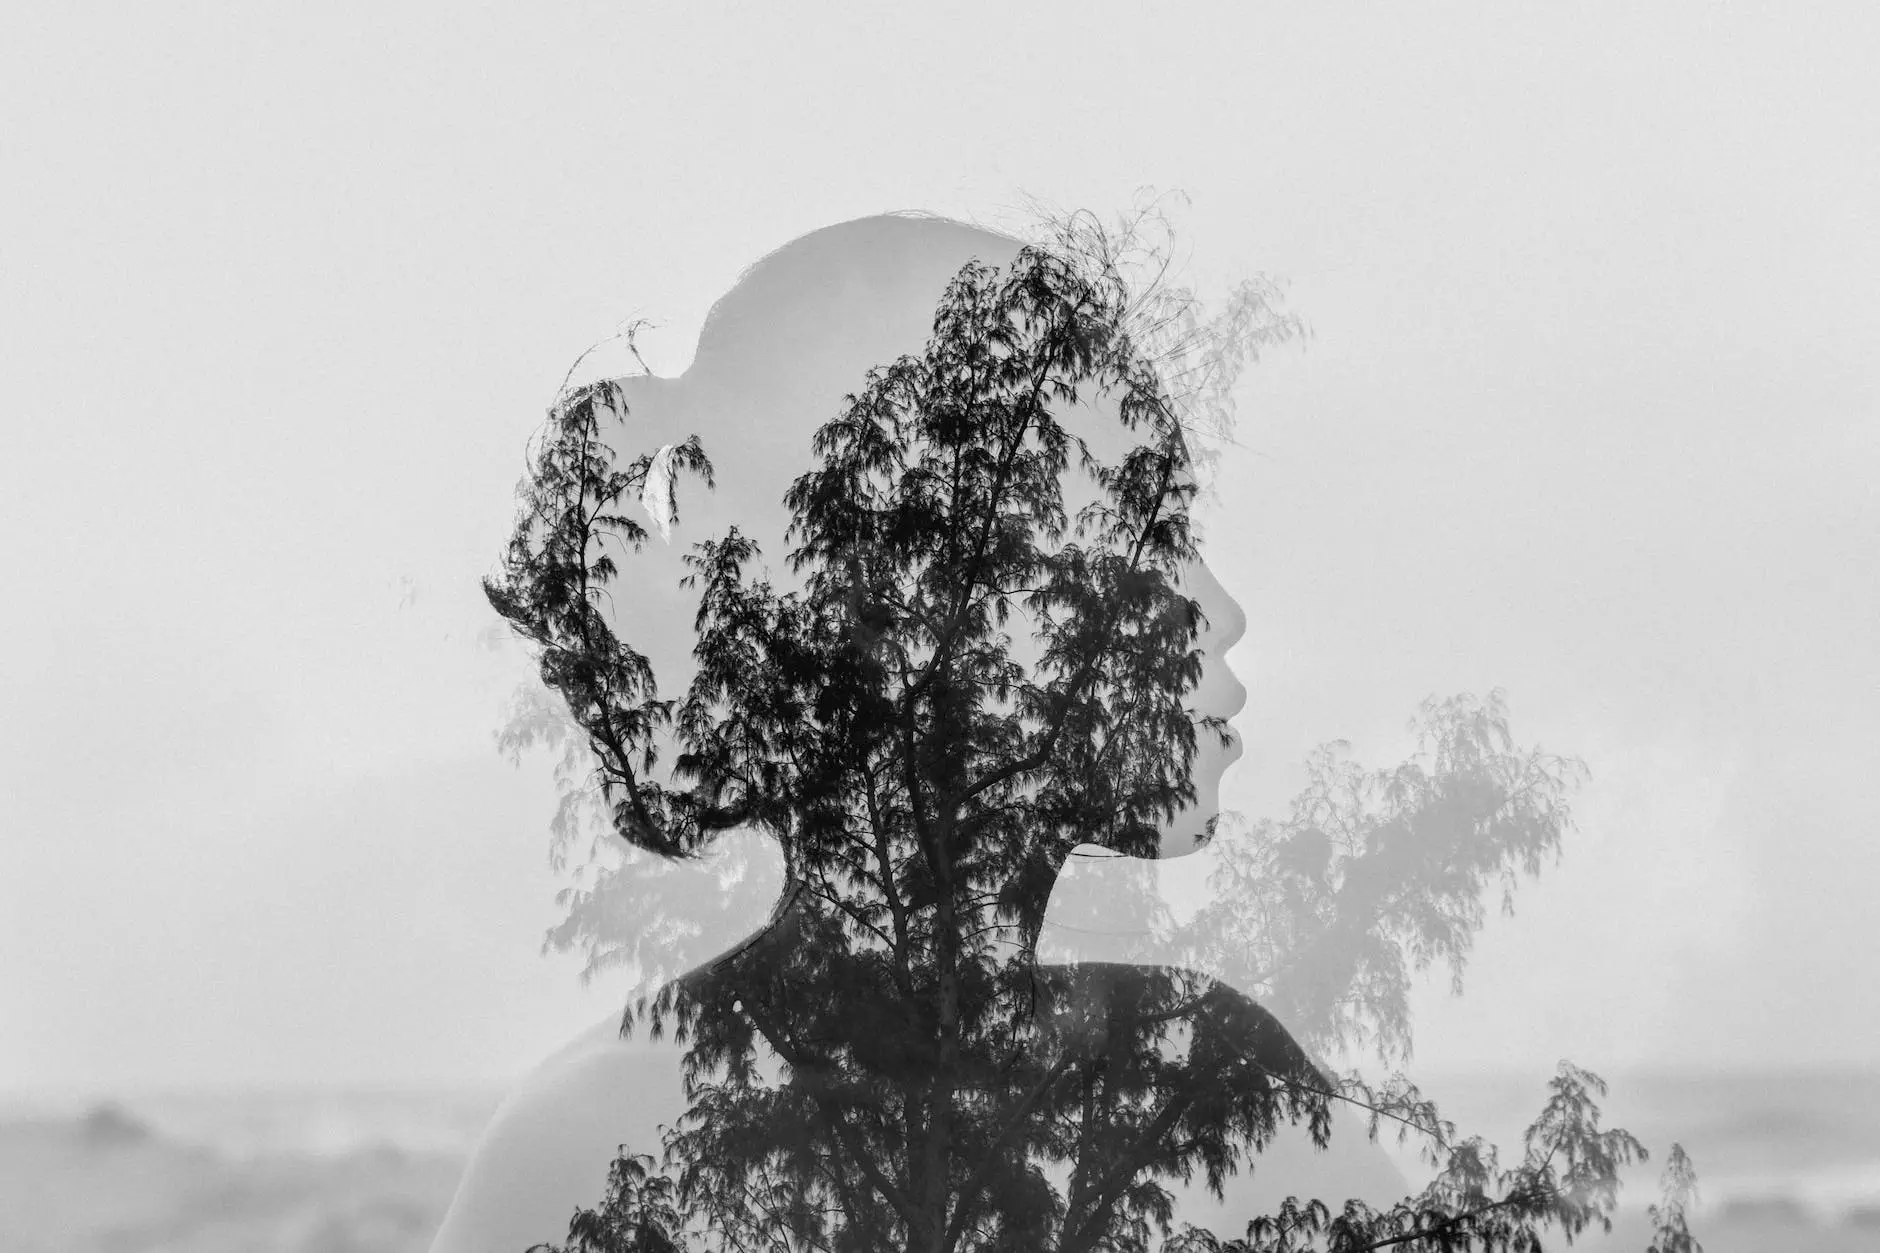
top-left (428, 1016), bottom-right (690, 1253)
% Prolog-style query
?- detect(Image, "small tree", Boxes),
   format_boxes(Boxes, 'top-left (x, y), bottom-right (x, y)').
top-left (488, 217), bottom-right (1701, 1253)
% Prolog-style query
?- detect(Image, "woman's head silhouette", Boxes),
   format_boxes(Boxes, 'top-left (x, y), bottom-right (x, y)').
top-left (444, 216), bottom-right (1478, 1253)
top-left (521, 212), bottom-right (1255, 879)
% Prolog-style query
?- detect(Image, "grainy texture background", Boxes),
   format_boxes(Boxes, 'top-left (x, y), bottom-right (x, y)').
top-left (2, 3), bottom-right (1874, 1248)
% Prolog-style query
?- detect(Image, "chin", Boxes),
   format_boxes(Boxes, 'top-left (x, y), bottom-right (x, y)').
top-left (1199, 725), bottom-right (1244, 795)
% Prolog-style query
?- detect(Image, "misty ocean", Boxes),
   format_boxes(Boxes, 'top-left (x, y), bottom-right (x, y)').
top-left (4, 1069), bottom-right (1877, 1252)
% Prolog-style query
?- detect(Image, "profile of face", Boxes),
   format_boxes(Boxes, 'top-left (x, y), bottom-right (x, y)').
top-left (427, 219), bottom-right (1407, 1253)
top-left (1177, 558), bottom-right (1249, 853)
top-left (591, 214), bottom-right (1250, 877)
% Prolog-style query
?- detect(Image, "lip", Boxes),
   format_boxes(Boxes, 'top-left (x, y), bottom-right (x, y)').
top-left (1221, 673), bottom-right (1248, 722)
top-left (1200, 666), bottom-right (1249, 730)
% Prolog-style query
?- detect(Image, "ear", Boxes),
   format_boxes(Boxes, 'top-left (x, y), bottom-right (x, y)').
top-left (641, 443), bottom-right (678, 543)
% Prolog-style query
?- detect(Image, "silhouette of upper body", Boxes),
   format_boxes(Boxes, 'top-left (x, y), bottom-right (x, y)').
top-left (431, 215), bottom-right (1408, 1253)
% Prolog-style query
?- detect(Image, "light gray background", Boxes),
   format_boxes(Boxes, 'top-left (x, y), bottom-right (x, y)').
top-left (2, 3), bottom-right (1873, 1095)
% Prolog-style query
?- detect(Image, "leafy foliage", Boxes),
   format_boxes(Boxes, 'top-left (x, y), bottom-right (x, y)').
top-left (493, 220), bottom-right (1698, 1253)
top-left (484, 375), bottom-right (715, 860)
top-left (1645, 1144), bottom-right (1703, 1253)
top-left (1173, 691), bottom-right (1591, 1068)
top-left (529, 1152), bottom-right (688, 1253)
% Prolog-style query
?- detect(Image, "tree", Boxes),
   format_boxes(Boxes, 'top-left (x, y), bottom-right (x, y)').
top-left (486, 217), bottom-right (1702, 1253)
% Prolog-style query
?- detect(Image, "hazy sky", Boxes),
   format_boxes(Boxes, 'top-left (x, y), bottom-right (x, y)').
top-left (2, 2), bottom-right (1874, 1095)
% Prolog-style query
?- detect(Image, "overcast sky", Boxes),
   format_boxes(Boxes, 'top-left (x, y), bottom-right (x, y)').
top-left (2, 2), bottom-right (1874, 1096)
